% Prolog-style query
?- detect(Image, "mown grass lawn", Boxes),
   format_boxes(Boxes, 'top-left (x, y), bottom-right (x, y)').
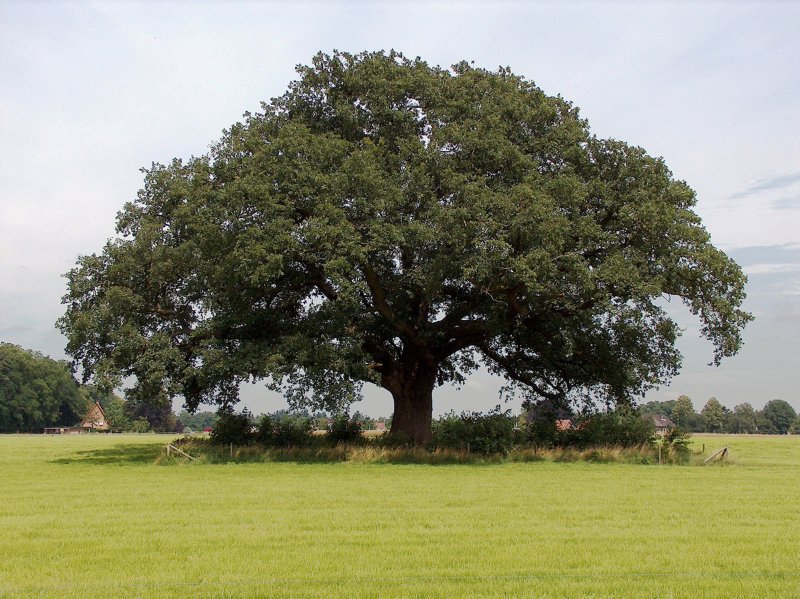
top-left (1, 433), bottom-right (798, 597)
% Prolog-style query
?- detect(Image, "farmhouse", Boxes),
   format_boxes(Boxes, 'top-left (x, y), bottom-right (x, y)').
top-left (79, 402), bottom-right (110, 432)
top-left (644, 414), bottom-right (675, 435)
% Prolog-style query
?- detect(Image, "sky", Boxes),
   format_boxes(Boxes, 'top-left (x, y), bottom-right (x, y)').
top-left (1, 1), bottom-right (798, 417)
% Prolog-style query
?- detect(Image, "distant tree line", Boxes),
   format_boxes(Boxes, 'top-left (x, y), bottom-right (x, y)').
top-left (5, 342), bottom-right (796, 438)
top-left (1, 343), bottom-right (399, 434)
top-left (0, 343), bottom-right (86, 432)
top-left (640, 395), bottom-right (800, 435)
top-left (0, 343), bottom-right (179, 433)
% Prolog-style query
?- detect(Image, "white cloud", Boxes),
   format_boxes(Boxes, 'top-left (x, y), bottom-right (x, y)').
top-left (743, 263), bottom-right (800, 275)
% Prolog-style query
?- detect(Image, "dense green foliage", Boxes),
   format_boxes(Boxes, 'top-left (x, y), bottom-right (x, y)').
top-left (760, 399), bottom-right (797, 435)
top-left (432, 409), bottom-right (517, 454)
top-left (210, 409), bottom-right (255, 445)
top-left (700, 397), bottom-right (725, 432)
top-left (726, 402), bottom-right (758, 434)
top-left (2, 434), bottom-right (800, 597)
top-left (256, 412), bottom-right (315, 447)
top-left (0, 343), bottom-right (87, 431)
top-left (658, 427), bottom-right (693, 464)
top-left (326, 413), bottom-right (365, 444)
top-left (639, 399), bottom-right (676, 419)
top-left (519, 402), bottom-right (656, 449)
top-left (671, 394), bottom-right (699, 429)
top-left (176, 409), bottom-right (217, 431)
top-left (58, 50), bottom-right (751, 443)
top-left (568, 408), bottom-right (655, 448)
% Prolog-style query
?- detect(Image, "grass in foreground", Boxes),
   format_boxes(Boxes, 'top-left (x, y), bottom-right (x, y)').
top-left (1, 433), bottom-right (799, 598)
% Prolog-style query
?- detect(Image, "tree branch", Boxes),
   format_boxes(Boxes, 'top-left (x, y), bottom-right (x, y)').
top-left (479, 344), bottom-right (562, 401)
top-left (361, 263), bottom-right (422, 345)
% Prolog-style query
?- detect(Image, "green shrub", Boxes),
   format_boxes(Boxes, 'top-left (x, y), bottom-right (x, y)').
top-left (254, 414), bottom-right (277, 446)
top-left (519, 399), bottom-right (573, 448)
top-left (327, 413), bottom-right (364, 445)
top-left (660, 427), bottom-right (692, 463)
top-left (129, 417), bottom-right (150, 434)
top-left (210, 409), bottom-right (255, 446)
top-left (256, 412), bottom-right (314, 448)
top-left (571, 408), bottom-right (655, 448)
top-left (432, 408), bottom-right (516, 455)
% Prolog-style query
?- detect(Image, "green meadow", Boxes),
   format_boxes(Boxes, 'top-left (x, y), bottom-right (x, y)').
top-left (1, 434), bottom-right (799, 598)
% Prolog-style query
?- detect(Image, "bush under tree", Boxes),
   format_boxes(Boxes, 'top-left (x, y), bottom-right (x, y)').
top-left (327, 413), bottom-right (365, 444)
top-left (432, 409), bottom-right (516, 455)
top-left (210, 409), bottom-right (255, 445)
top-left (256, 412), bottom-right (315, 447)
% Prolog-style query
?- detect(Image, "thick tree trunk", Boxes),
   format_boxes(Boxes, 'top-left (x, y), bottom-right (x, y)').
top-left (382, 358), bottom-right (437, 445)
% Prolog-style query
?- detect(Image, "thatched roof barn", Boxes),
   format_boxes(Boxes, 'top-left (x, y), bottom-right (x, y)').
top-left (80, 402), bottom-right (110, 431)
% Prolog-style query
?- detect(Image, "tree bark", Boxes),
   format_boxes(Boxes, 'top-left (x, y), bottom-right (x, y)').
top-left (381, 356), bottom-right (437, 445)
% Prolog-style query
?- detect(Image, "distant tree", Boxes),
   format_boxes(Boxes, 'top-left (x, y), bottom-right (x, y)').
top-left (351, 411), bottom-right (376, 430)
top-left (759, 400), bottom-right (797, 435)
top-left (81, 384), bottom-right (118, 408)
top-left (754, 412), bottom-right (776, 434)
top-left (671, 395), bottom-right (695, 429)
top-left (177, 409), bottom-right (218, 431)
top-left (127, 398), bottom-right (177, 432)
top-left (129, 417), bottom-right (150, 433)
top-left (725, 402), bottom-right (757, 434)
top-left (789, 416), bottom-right (800, 435)
top-left (0, 343), bottom-right (88, 431)
top-left (58, 51), bottom-right (752, 444)
top-left (639, 400), bottom-right (677, 418)
top-left (102, 396), bottom-right (131, 431)
top-left (701, 397), bottom-right (725, 433)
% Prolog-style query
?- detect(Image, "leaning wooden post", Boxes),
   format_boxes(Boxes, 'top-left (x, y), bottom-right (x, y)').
top-left (165, 444), bottom-right (197, 461)
top-left (703, 446), bottom-right (729, 464)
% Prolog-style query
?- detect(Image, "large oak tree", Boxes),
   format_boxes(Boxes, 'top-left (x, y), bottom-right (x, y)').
top-left (59, 51), bottom-right (751, 443)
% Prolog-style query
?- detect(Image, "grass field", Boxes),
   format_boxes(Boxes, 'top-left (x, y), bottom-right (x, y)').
top-left (1, 434), bottom-right (799, 597)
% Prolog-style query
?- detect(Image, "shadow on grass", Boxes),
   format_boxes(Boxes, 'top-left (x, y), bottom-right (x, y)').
top-left (50, 443), bottom-right (164, 465)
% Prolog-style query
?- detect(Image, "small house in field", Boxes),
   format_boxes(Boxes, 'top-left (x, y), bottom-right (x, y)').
top-left (374, 421), bottom-right (386, 432)
top-left (645, 414), bottom-right (675, 435)
top-left (80, 402), bottom-right (110, 432)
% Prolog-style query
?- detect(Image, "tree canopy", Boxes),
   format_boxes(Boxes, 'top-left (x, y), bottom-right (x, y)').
top-left (700, 397), bottom-right (726, 433)
top-left (0, 343), bottom-right (88, 431)
top-left (760, 399), bottom-right (797, 435)
top-left (59, 51), bottom-right (751, 443)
